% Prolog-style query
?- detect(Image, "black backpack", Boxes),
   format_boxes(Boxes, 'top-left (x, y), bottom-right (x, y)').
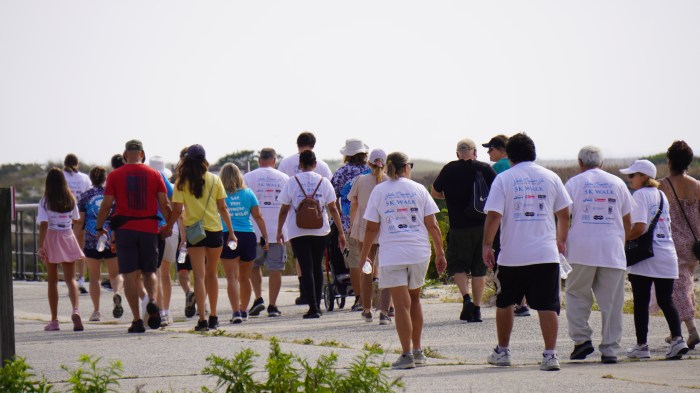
top-left (464, 170), bottom-right (490, 219)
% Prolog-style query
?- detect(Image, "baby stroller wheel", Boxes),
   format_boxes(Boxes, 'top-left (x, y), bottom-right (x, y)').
top-left (323, 282), bottom-right (336, 312)
top-left (337, 296), bottom-right (346, 309)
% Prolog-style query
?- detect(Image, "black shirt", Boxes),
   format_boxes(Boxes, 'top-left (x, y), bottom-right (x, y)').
top-left (432, 159), bottom-right (497, 228)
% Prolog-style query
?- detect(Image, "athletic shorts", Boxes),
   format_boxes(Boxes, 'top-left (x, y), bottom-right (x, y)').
top-left (115, 229), bottom-right (159, 274)
top-left (220, 231), bottom-right (257, 261)
top-left (161, 232), bottom-right (178, 262)
top-left (379, 260), bottom-right (430, 290)
top-left (176, 253), bottom-right (192, 271)
top-left (83, 247), bottom-right (117, 260)
top-left (344, 236), bottom-right (361, 269)
top-left (187, 230), bottom-right (223, 249)
top-left (494, 263), bottom-right (561, 313)
top-left (253, 242), bottom-right (287, 270)
top-left (446, 227), bottom-right (487, 277)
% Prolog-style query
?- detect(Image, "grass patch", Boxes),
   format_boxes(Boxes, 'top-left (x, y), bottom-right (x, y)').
top-left (293, 338), bottom-right (315, 345)
top-left (602, 374), bottom-right (614, 379)
top-left (363, 342), bottom-right (384, 355)
top-left (319, 339), bottom-right (350, 349)
top-left (422, 346), bottom-right (446, 359)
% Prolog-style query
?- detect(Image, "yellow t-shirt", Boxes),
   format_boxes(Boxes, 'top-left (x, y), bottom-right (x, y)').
top-left (173, 172), bottom-right (227, 231)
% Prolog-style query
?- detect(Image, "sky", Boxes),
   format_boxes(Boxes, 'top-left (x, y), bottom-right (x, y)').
top-left (1, 1), bottom-right (699, 167)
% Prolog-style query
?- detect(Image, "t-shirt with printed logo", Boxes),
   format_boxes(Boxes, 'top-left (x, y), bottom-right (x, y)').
top-left (38, 198), bottom-right (80, 231)
top-left (243, 167), bottom-right (289, 242)
top-left (78, 186), bottom-right (114, 249)
top-left (104, 164), bottom-right (166, 234)
top-left (221, 188), bottom-right (259, 233)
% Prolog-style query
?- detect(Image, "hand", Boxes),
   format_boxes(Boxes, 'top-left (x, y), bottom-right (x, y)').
top-left (482, 246), bottom-right (496, 269)
top-left (38, 247), bottom-right (47, 262)
top-left (262, 237), bottom-right (270, 251)
top-left (228, 232), bottom-right (237, 244)
top-left (277, 232), bottom-right (284, 244)
top-left (435, 254), bottom-right (447, 274)
top-left (338, 233), bottom-right (346, 251)
top-left (160, 225), bottom-right (173, 239)
top-left (556, 240), bottom-right (566, 256)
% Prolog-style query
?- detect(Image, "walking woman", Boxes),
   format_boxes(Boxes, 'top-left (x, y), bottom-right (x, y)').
top-left (77, 166), bottom-right (123, 322)
top-left (621, 159), bottom-right (689, 359)
top-left (658, 141), bottom-right (700, 349)
top-left (169, 144), bottom-right (235, 331)
top-left (359, 152), bottom-right (447, 369)
top-left (277, 150), bottom-right (346, 319)
top-left (38, 168), bottom-right (85, 331)
top-left (219, 163), bottom-right (269, 323)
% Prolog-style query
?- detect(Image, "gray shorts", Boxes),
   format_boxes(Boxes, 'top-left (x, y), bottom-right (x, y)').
top-left (344, 236), bottom-right (361, 269)
top-left (253, 243), bottom-right (287, 271)
top-left (378, 260), bottom-right (429, 290)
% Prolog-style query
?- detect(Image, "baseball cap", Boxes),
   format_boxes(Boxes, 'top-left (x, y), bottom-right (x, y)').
top-left (125, 139), bottom-right (144, 151)
top-left (369, 148), bottom-right (387, 167)
top-left (482, 135), bottom-right (508, 149)
top-left (619, 159), bottom-right (657, 178)
top-left (185, 144), bottom-right (206, 160)
top-left (456, 138), bottom-right (476, 151)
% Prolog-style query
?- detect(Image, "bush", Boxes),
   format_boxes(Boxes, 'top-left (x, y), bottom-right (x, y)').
top-left (61, 355), bottom-right (123, 393)
top-left (0, 356), bottom-right (53, 393)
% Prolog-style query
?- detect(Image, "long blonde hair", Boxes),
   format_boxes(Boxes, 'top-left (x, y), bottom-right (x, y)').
top-left (220, 163), bottom-right (246, 194)
top-left (386, 152), bottom-right (409, 180)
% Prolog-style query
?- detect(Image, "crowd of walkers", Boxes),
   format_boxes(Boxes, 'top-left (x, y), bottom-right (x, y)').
top-left (35, 132), bottom-right (699, 371)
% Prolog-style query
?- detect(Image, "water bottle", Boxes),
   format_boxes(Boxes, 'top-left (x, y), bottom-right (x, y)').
top-left (177, 244), bottom-right (187, 264)
top-left (362, 258), bottom-right (373, 275)
top-left (228, 240), bottom-right (237, 250)
top-left (96, 234), bottom-right (108, 252)
top-left (559, 253), bottom-right (572, 280)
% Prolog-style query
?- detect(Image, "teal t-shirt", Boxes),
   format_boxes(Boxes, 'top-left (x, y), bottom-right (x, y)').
top-left (493, 158), bottom-right (511, 174)
top-left (221, 188), bottom-right (258, 233)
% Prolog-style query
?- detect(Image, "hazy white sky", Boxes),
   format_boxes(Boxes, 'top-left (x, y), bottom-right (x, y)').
top-left (1, 1), bottom-right (699, 166)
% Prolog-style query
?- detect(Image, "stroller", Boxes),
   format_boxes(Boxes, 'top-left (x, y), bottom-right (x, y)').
top-left (322, 222), bottom-right (354, 311)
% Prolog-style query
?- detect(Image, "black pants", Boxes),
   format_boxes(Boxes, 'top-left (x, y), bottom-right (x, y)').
top-left (628, 273), bottom-right (682, 344)
top-left (291, 235), bottom-right (326, 312)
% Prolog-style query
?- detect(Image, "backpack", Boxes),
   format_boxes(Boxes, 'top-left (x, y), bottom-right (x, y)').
top-left (294, 176), bottom-right (325, 229)
top-left (464, 170), bottom-right (490, 219)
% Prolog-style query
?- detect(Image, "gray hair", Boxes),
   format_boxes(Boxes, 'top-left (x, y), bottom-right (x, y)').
top-left (578, 145), bottom-right (603, 168)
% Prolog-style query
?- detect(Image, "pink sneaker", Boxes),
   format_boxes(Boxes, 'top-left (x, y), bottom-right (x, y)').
top-left (72, 312), bottom-right (84, 332)
top-left (44, 320), bottom-right (60, 331)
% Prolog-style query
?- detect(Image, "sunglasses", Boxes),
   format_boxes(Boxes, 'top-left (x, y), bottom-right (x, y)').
top-left (628, 173), bottom-right (639, 179)
top-left (406, 162), bottom-right (414, 169)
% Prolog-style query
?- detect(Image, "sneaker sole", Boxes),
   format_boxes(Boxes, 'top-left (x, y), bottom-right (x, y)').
top-left (392, 362), bottom-right (416, 369)
top-left (488, 361), bottom-right (512, 367)
top-left (71, 314), bottom-right (84, 332)
top-left (666, 347), bottom-right (689, 360)
top-left (249, 304), bottom-right (265, 317)
top-left (185, 292), bottom-right (196, 318)
top-left (570, 346), bottom-right (595, 360)
top-left (460, 302), bottom-right (475, 322)
top-left (540, 365), bottom-right (561, 371)
top-left (113, 295), bottom-right (124, 319)
top-left (146, 302), bottom-right (161, 330)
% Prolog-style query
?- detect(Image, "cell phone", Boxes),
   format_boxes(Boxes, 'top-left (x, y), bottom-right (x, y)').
top-left (342, 248), bottom-right (350, 258)
top-left (259, 237), bottom-right (267, 247)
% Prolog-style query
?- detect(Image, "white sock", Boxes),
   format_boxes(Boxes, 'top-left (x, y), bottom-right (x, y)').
top-left (497, 345), bottom-right (509, 353)
top-left (543, 349), bottom-right (557, 356)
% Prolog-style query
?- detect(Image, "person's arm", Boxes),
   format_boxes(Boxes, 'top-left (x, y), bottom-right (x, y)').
top-left (157, 191), bottom-right (172, 237)
top-left (77, 212), bottom-right (86, 232)
top-left (430, 188), bottom-right (445, 199)
top-left (348, 195), bottom-right (359, 236)
top-left (37, 222), bottom-right (48, 263)
top-left (622, 213), bottom-right (632, 241)
top-left (217, 198), bottom-right (237, 244)
top-left (482, 211), bottom-right (502, 269)
top-left (628, 222), bottom-right (646, 240)
top-left (424, 214), bottom-right (447, 274)
top-left (359, 220), bottom-right (379, 265)
top-left (251, 205), bottom-right (269, 250)
top-left (277, 204), bottom-right (290, 243)
top-left (554, 207), bottom-right (570, 255)
top-left (327, 201), bottom-right (346, 251)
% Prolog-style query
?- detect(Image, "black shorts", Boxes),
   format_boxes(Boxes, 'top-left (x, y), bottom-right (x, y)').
top-left (176, 252), bottom-right (193, 271)
top-left (83, 247), bottom-right (117, 260)
top-left (186, 230), bottom-right (223, 248)
top-left (445, 227), bottom-right (487, 277)
top-left (115, 229), bottom-right (159, 274)
top-left (156, 238), bottom-right (166, 269)
top-left (220, 231), bottom-right (257, 261)
top-left (494, 263), bottom-right (560, 314)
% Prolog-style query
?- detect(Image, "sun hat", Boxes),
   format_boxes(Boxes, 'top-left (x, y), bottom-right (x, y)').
top-left (185, 144), bottom-right (206, 160)
top-left (619, 159), bottom-right (657, 178)
top-left (340, 139), bottom-right (369, 156)
top-left (148, 155), bottom-right (172, 179)
top-left (368, 149), bottom-right (387, 167)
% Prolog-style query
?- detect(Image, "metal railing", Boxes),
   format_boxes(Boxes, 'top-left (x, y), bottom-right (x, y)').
top-left (12, 204), bottom-right (41, 280)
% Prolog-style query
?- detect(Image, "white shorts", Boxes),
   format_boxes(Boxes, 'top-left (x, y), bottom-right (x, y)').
top-left (378, 260), bottom-right (429, 290)
top-left (162, 223), bottom-right (179, 263)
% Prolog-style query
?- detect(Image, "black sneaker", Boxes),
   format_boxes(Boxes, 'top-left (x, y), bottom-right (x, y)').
top-left (601, 355), bottom-right (618, 364)
top-left (472, 306), bottom-right (482, 322)
top-left (208, 316), bottom-right (219, 329)
top-left (267, 305), bottom-right (281, 317)
top-left (194, 319), bottom-right (209, 332)
top-left (112, 293), bottom-right (124, 319)
top-left (101, 278), bottom-right (112, 291)
top-left (514, 305), bottom-right (531, 317)
top-left (303, 310), bottom-right (321, 319)
top-left (146, 301), bottom-right (161, 329)
top-left (127, 319), bottom-right (146, 333)
top-left (295, 296), bottom-right (308, 305)
top-left (249, 298), bottom-right (265, 317)
top-left (78, 286), bottom-right (88, 295)
top-left (351, 298), bottom-right (362, 312)
top-left (184, 291), bottom-right (196, 318)
top-left (570, 340), bottom-right (594, 360)
top-left (460, 298), bottom-right (475, 322)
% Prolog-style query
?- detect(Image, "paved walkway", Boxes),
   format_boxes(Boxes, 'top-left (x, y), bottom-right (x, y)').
top-left (10, 277), bottom-right (700, 392)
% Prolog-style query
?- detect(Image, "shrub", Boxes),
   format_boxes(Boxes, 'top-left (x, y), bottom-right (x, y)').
top-left (61, 355), bottom-right (123, 393)
top-left (0, 356), bottom-right (53, 393)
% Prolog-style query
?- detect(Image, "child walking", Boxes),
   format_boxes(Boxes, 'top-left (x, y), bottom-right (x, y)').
top-left (38, 168), bottom-right (86, 331)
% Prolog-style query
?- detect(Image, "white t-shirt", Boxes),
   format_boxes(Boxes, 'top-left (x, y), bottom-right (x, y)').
top-left (278, 171), bottom-right (336, 240)
top-left (363, 178), bottom-right (440, 266)
top-left (348, 173), bottom-right (386, 243)
top-left (63, 170), bottom-right (91, 200)
top-left (243, 166), bottom-right (290, 243)
top-left (484, 161), bottom-right (572, 267)
top-left (277, 153), bottom-right (333, 179)
top-left (627, 187), bottom-right (678, 279)
top-left (565, 168), bottom-right (633, 269)
top-left (38, 198), bottom-right (80, 231)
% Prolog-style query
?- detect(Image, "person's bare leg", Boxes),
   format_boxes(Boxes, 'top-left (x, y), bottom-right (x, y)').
top-left (46, 263), bottom-right (59, 320)
top-left (222, 258), bottom-right (240, 313)
top-left (105, 257), bottom-right (122, 294)
top-left (454, 272), bottom-right (469, 297)
top-left (63, 262), bottom-right (79, 311)
top-left (390, 286), bottom-right (413, 354)
top-left (188, 247), bottom-right (207, 322)
top-left (239, 261), bottom-right (253, 311)
top-left (409, 288), bottom-right (423, 351)
top-left (122, 271), bottom-right (143, 322)
top-left (538, 310), bottom-right (559, 351)
top-left (142, 271), bottom-right (158, 305)
top-left (251, 265), bottom-right (263, 301)
top-left (204, 247), bottom-right (223, 317)
top-left (472, 276), bottom-right (485, 306)
top-left (268, 270), bottom-right (282, 306)
top-left (178, 269), bottom-right (191, 293)
top-left (160, 260), bottom-right (173, 311)
top-left (496, 306), bottom-right (514, 347)
top-left (87, 258), bottom-right (101, 312)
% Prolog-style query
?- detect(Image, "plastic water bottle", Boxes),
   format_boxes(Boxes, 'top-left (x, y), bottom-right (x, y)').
top-left (362, 259), bottom-right (373, 275)
top-left (228, 240), bottom-right (237, 250)
top-left (177, 245), bottom-right (187, 264)
top-left (96, 234), bottom-right (108, 252)
top-left (559, 253), bottom-right (572, 280)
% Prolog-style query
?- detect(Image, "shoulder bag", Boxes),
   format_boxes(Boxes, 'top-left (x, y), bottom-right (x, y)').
top-left (185, 179), bottom-right (215, 245)
top-left (625, 190), bottom-right (663, 266)
top-left (666, 178), bottom-right (700, 261)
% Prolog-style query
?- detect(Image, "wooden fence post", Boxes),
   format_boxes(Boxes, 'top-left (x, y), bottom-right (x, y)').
top-left (0, 188), bottom-right (16, 364)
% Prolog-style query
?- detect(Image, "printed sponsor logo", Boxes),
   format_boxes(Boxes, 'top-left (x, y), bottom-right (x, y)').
top-left (608, 207), bottom-right (613, 214)
top-left (525, 195), bottom-right (536, 199)
top-left (583, 198), bottom-right (593, 203)
top-left (397, 208), bottom-right (409, 212)
top-left (411, 215), bottom-right (417, 222)
top-left (582, 215), bottom-right (591, 220)
top-left (538, 195), bottom-right (546, 199)
top-left (384, 209), bottom-right (395, 214)
top-left (514, 202), bottom-right (521, 211)
top-left (524, 211), bottom-right (535, 217)
top-left (388, 225), bottom-right (396, 231)
top-left (514, 195), bottom-right (523, 200)
top-left (595, 198), bottom-right (606, 202)
top-left (608, 198), bottom-right (616, 203)
top-left (593, 215), bottom-right (604, 220)
top-left (410, 207), bottom-right (419, 212)
top-left (656, 233), bottom-right (666, 239)
top-left (264, 202), bottom-right (272, 205)
top-left (398, 224), bottom-right (408, 229)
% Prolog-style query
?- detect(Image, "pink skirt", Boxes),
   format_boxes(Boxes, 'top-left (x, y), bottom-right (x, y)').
top-left (45, 229), bottom-right (84, 263)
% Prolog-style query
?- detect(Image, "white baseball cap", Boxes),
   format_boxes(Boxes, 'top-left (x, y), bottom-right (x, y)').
top-left (619, 159), bottom-right (656, 178)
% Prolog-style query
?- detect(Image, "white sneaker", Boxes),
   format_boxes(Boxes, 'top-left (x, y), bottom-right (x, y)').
top-left (391, 354), bottom-right (415, 369)
top-left (89, 311), bottom-right (101, 322)
top-left (412, 350), bottom-right (427, 366)
top-left (666, 337), bottom-right (689, 359)
top-left (540, 353), bottom-right (560, 371)
top-left (626, 344), bottom-right (651, 359)
top-left (487, 347), bottom-right (511, 366)
top-left (140, 295), bottom-right (150, 320)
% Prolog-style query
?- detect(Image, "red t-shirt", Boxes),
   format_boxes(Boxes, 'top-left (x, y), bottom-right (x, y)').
top-left (105, 163), bottom-right (166, 234)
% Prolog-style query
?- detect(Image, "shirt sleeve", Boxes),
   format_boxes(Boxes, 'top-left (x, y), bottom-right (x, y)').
top-left (553, 177), bottom-right (573, 212)
top-left (248, 189), bottom-right (259, 207)
top-left (322, 178), bottom-right (336, 205)
top-left (363, 188), bottom-right (380, 223)
top-left (214, 175), bottom-right (227, 200)
top-left (278, 180), bottom-right (292, 205)
top-left (484, 176), bottom-right (505, 215)
top-left (37, 199), bottom-right (48, 223)
top-left (172, 187), bottom-right (184, 204)
top-left (432, 167), bottom-right (446, 193)
top-left (71, 204), bottom-right (80, 220)
top-left (104, 173), bottom-right (115, 196)
top-left (348, 177), bottom-right (359, 200)
top-left (423, 187), bottom-right (440, 216)
top-left (630, 192), bottom-right (648, 224)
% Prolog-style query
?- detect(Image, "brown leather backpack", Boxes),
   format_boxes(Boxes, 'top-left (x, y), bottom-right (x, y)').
top-left (294, 176), bottom-right (324, 229)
